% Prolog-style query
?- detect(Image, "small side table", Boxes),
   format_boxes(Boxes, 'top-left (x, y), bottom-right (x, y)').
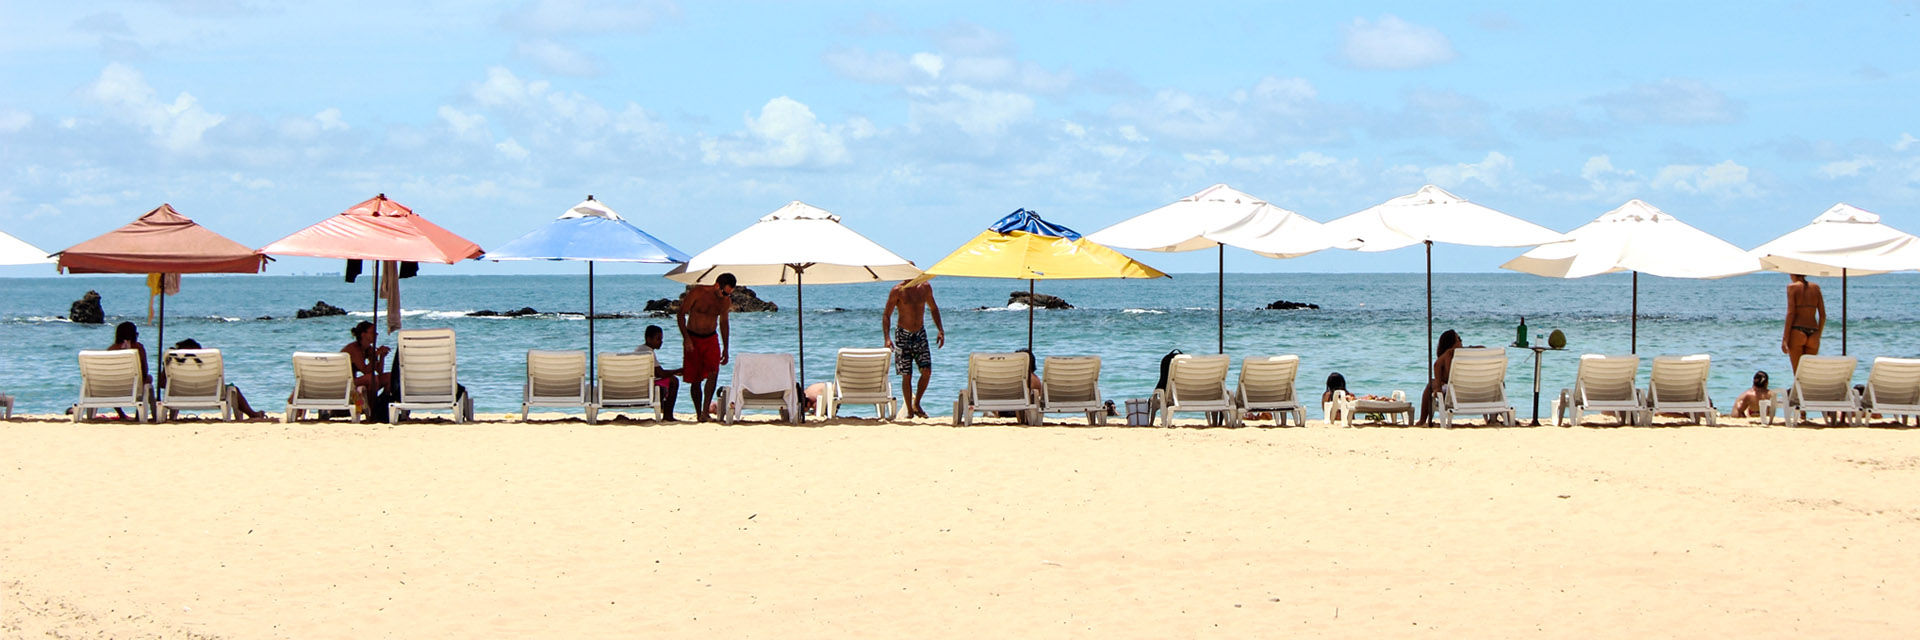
top-left (1509, 345), bottom-right (1562, 426)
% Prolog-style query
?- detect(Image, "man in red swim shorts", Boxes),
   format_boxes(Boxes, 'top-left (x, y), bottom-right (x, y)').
top-left (677, 272), bottom-right (735, 423)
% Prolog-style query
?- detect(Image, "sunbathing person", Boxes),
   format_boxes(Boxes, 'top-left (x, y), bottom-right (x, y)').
top-left (1732, 370), bottom-right (1776, 419)
top-left (161, 339), bottom-right (266, 420)
top-left (342, 321), bottom-right (391, 401)
top-left (108, 321), bottom-right (149, 420)
top-left (1418, 330), bottom-right (1468, 426)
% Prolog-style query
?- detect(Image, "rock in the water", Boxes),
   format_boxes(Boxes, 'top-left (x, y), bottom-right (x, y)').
top-left (1264, 299), bottom-right (1320, 310)
top-left (296, 300), bottom-right (348, 319)
top-left (503, 307), bottom-right (539, 317)
top-left (255, 316), bottom-right (274, 321)
top-left (1009, 291), bottom-right (1072, 309)
top-left (470, 310), bottom-right (499, 317)
top-left (645, 286), bottom-right (779, 313)
top-left (68, 291), bottom-right (105, 324)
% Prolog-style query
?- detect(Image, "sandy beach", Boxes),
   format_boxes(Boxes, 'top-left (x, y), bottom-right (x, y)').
top-left (2, 412), bottom-right (1916, 638)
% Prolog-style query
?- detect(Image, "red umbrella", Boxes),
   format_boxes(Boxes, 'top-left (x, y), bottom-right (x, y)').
top-left (55, 203), bottom-right (268, 373)
top-left (258, 194), bottom-right (482, 337)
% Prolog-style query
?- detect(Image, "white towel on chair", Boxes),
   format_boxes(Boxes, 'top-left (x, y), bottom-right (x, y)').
top-left (728, 353), bottom-right (798, 420)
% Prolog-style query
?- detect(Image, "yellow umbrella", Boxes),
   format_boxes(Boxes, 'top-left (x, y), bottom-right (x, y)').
top-left (920, 209), bottom-right (1167, 352)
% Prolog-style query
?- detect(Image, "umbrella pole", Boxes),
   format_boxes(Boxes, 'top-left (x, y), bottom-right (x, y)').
top-left (157, 282), bottom-right (165, 388)
top-left (1842, 268), bottom-right (1848, 355)
top-left (1218, 245), bottom-right (1225, 354)
top-left (797, 267), bottom-right (806, 395)
top-left (1028, 280), bottom-right (1035, 354)
top-left (1425, 241), bottom-right (1433, 373)
top-left (370, 262), bottom-right (380, 345)
top-left (1631, 271), bottom-right (1638, 355)
top-left (588, 261), bottom-right (596, 385)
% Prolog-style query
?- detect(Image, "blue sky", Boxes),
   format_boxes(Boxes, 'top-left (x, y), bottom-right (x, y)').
top-left (2, 0), bottom-right (1917, 276)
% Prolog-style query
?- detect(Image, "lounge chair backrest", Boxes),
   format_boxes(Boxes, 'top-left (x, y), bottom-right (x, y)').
top-left (598, 351), bottom-right (657, 403)
top-left (1650, 354), bottom-right (1712, 403)
top-left (527, 350), bottom-right (588, 399)
top-left (1868, 357), bottom-right (1920, 406)
top-left (1575, 354), bottom-right (1639, 402)
top-left (291, 352), bottom-right (354, 403)
top-left (835, 348), bottom-right (893, 397)
top-left (1043, 356), bottom-right (1102, 404)
top-left (969, 352), bottom-right (1032, 403)
top-left (396, 328), bottom-right (459, 402)
top-left (1237, 355), bottom-right (1300, 404)
top-left (78, 349), bottom-right (143, 400)
top-left (1169, 354), bottom-right (1231, 403)
top-left (162, 349), bottom-right (225, 400)
top-left (1447, 348), bottom-right (1508, 405)
top-left (1795, 355), bottom-right (1857, 402)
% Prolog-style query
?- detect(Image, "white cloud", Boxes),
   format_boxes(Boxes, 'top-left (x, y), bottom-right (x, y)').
top-left (932, 21), bottom-right (1011, 56)
top-left (1587, 78), bottom-right (1742, 125)
top-left (910, 52), bottom-right (944, 79)
top-left (822, 49), bottom-right (917, 84)
top-left (1287, 151), bottom-right (1342, 168)
top-left (496, 138), bottom-right (530, 160)
top-left (1420, 151), bottom-right (1514, 188)
top-left (1109, 76), bottom-right (1340, 146)
top-left (471, 66), bottom-right (552, 110)
top-left (1896, 133), bottom-right (1918, 152)
top-left (313, 108), bottom-right (347, 132)
top-left (0, 109), bottom-right (30, 133)
top-left (81, 63), bottom-right (225, 152)
top-left (1118, 125), bottom-right (1146, 142)
top-left (438, 106), bottom-right (488, 138)
top-left (1652, 160), bottom-right (1756, 196)
top-left (1818, 157), bottom-right (1873, 179)
top-left (909, 84), bottom-right (1035, 137)
top-left (701, 97), bottom-right (866, 168)
top-left (1339, 15), bottom-right (1458, 70)
top-left (517, 38), bottom-right (601, 76)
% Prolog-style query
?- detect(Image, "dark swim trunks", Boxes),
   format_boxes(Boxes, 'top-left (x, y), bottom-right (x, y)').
top-left (894, 328), bottom-right (931, 375)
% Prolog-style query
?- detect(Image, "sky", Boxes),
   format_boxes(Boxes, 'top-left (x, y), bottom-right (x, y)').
top-left (1, 0), bottom-right (1917, 276)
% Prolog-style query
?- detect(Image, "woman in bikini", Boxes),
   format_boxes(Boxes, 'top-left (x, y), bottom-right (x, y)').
top-left (1783, 274), bottom-right (1825, 372)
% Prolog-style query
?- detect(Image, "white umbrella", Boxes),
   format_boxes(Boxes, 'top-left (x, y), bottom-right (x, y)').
top-left (1087, 184), bottom-right (1346, 353)
top-left (1750, 203), bottom-right (1920, 354)
top-left (1501, 199), bottom-right (1759, 352)
top-left (0, 229), bottom-right (53, 265)
top-left (665, 201), bottom-right (922, 387)
top-left (1324, 184), bottom-right (1569, 365)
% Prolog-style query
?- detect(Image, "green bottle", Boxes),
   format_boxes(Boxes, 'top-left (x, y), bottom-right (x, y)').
top-left (1515, 317), bottom-right (1529, 348)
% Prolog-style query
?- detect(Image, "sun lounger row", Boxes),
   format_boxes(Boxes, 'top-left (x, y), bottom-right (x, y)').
top-left (1551, 353), bottom-right (1920, 427)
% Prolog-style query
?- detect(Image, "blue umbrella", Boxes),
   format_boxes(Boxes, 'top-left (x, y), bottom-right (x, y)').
top-left (488, 196), bottom-right (691, 382)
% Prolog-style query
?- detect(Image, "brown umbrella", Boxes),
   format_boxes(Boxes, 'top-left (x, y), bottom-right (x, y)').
top-left (258, 194), bottom-right (482, 340)
top-left (55, 203), bottom-right (267, 372)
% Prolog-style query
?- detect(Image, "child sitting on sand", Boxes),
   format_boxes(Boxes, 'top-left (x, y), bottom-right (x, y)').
top-left (1732, 370), bottom-right (1776, 419)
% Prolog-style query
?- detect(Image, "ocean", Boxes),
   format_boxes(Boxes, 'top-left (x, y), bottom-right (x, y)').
top-left (3, 272), bottom-right (1913, 419)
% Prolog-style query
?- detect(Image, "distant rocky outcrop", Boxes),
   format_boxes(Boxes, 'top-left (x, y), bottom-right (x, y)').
top-left (471, 307), bottom-right (540, 318)
top-left (296, 300), bottom-right (347, 319)
top-left (1010, 291), bottom-right (1072, 309)
top-left (1264, 299), bottom-right (1320, 310)
top-left (644, 286), bottom-right (779, 315)
top-left (68, 291), bottom-right (104, 324)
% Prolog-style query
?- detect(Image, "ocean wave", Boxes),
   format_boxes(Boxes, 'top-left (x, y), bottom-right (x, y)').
top-left (15, 316), bottom-right (73, 323)
top-left (347, 309), bottom-right (435, 318)
top-left (1122, 308), bottom-right (1166, 315)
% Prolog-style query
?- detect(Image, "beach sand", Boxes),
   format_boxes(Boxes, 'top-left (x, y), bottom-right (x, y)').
top-left (2, 412), bottom-right (1916, 638)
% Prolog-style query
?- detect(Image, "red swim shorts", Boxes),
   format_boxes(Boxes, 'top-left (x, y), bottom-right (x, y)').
top-left (683, 334), bottom-right (722, 384)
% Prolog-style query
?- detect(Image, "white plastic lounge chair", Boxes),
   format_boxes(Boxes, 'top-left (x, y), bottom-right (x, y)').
top-left (822, 347), bottom-right (898, 419)
top-left (1039, 355), bottom-right (1106, 425)
top-left (0, 393), bottom-right (11, 419)
top-left (592, 350), bottom-right (661, 423)
top-left (74, 349), bottom-right (148, 423)
top-left (1436, 348), bottom-right (1516, 428)
top-left (285, 351), bottom-right (360, 423)
top-left (1646, 354), bottom-right (1718, 426)
top-left (392, 328), bottom-right (472, 424)
top-left (1235, 355), bottom-right (1305, 427)
top-left (1154, 354), bottom-right (1238, 427)
top-left (1328, 390), bottom-right (1413, 427)
top-left (724, 353), bottom-right (799, 425)
top-left (157, 348), bottom-right (232, 421)
top-left (953, 352), bottom-right (1038, 426)
top-left (1863, 357), bottom-right (1920, 427)
top-left (1785, 355), bottom-right (1862, 427)
top-left (1552, 354), bottom-right (1648, 427)
top-left (523, 350), bottom-right (590, 421)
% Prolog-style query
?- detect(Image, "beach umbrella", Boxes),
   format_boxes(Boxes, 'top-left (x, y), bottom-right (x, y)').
top-left (1500, 199), bottom-right (1759, 353)
top-left (921, 208), bottom-right (1168, 353)
top-left (1088, 184), bottom-right (1346, 353)
top-left (0, 229), bottom-right (53, 265)
top-left (1749, 203), bottom-right (1920, 354)
top-left (258, 194), bottom-right (482, 341)
top-left (1323, 185), bottom-right (1568, 367)
top-left (486, 195), bottom-right (691, 381)
top-left (55, 203), bottom-right (268, 373)
top-left (664, 201), bottom-right (920, 388)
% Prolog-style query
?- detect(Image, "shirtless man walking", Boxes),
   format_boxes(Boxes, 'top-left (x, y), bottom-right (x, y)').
top-left (883, 279), bottom-right (945, 419)
top-left (678, 273), bottom-right (735, 423)
top-left (1783, 273), bottom-right (1826, 372)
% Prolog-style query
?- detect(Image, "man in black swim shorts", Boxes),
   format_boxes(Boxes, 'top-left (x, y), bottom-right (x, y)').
top-left (884, 279), bottom-right (944, 419)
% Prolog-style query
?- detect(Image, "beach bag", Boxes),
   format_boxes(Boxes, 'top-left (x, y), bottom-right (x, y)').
top-left (1154, 349), bottom-right (1183, 393)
